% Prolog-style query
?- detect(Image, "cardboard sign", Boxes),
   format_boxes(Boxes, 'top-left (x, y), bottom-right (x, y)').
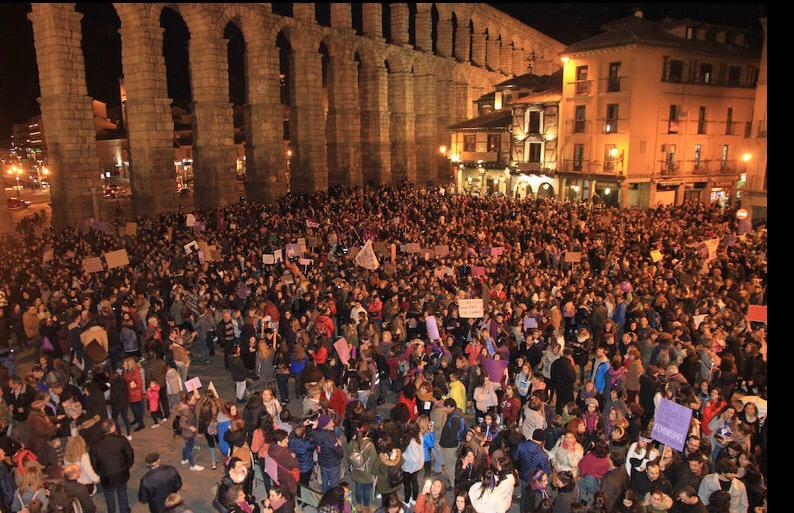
top-left (184, 376), bottom-right (202, 392)
top-left (297, 238), bottom-right (307, 252)
top-left (746, 305), bottom-right (767, 323)
top-left (263, 254), bottom-right (275, 265)
top-left (82, 257), bottom-right (103, 274)
top-left (125, 222), bottom-right (137, 236)
top-left (482, 358), bottom-right (509, 383)
top-left (104, 249), bottom-right (130, 269)
top-left (458, 299), bottom-right (484, 318)
top-left (564, 251), bottom-right (581, 263)
top-left (404, 243), bottom-right (421, 253)
top-left (425, 316), bottom-right (440, 341)
top-left (334, 338), bottom-right (351, 365)
top-left (490, 247), bottom-right (504, 256)
top-left (186, 214), bottom-right (196, 227)
top-left (274, 249), bottom-right (283, 263)
top-left (286, 244), bottom-right (303, 258)
top-left (298, 258), bottom-right (313, 266)
top-left (184, 241), bottom-right (199, 254)
top-left (471, 266), bottom-right (486, 277)
top-left (650, 250), bottom-right (664, 263)
top-left (651, 398), bottom-right (693, 451)
top-left (434, 245), bottom-right (450, 258)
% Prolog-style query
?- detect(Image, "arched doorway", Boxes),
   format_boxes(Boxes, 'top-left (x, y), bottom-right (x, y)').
top-left (537, 182), bottom-right (555, 199)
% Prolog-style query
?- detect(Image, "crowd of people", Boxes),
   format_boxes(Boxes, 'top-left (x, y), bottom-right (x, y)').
top-left (0, 183), bottom-right (767, 513)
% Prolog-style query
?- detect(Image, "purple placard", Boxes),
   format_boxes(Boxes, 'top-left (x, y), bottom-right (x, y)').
top-left (482, 358), bottom-right (509, 383)
top-left (426, 316), bottom-right (440, 341)
top-left (651, 398), bottom-right (693, 451)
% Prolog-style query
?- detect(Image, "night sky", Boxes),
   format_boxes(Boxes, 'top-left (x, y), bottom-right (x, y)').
top-left (0, 3), bottom-right (766, 150)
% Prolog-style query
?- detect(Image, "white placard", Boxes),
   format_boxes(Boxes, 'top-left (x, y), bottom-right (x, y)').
top-left (458, 299), bottom-right (484, 318)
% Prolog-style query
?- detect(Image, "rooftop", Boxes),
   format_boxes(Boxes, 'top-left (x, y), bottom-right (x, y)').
top-left (449, 109), bottom-right (511, 130)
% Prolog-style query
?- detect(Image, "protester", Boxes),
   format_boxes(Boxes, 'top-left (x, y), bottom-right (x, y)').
top-left (138, 452), bottom-right (183, 513)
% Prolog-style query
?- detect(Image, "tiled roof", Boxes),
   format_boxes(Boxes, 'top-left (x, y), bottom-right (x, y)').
top-left (509, 91), bottom-right (562, 105)
top-left (449, 109), bottom-right (511, 130)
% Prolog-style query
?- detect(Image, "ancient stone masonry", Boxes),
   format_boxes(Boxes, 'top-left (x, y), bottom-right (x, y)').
top-left (25, 2), bottom-right (564, 228)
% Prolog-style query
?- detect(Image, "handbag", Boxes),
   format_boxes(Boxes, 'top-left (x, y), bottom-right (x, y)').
top-left (207, 421), bottom-right (218, 437)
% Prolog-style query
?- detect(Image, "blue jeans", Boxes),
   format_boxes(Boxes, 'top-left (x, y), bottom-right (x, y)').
top-left (355, 481), bottom-right (374, 507)
top-left (183, 437), bottom-right (196, 466)
top-left (103, 482), bottom-right (130, 513)
top-left (430, 443), bottom-right (443, 473)
top-left (130, 400), bottom-right (145, 427)
top-left (276, 374), bottom-right (290, 402)
top-left (320, 464), bottom-right (341, 493)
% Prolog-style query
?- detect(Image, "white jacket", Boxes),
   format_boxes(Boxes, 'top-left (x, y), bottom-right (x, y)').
top-left (520, 405), bottom-right (547, 441)
top-left (549, 438), bottom-right (584, 477)
top-left (624, 442), bottom-right (659, 476)
top-left (698, 474), bottom-right (748, 513)
top-left (401, 438), bottom-right (425, 474)
top-left (469, 474), bottom-right (516, 513)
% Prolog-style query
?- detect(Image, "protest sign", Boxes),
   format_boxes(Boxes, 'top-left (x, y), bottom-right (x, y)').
top-left (651, 398), bottom-right (693, 451)
top-left (404, 243), bottom-right (421, 253)
top-left (355, 241), bottom-right (380, 270)
top-left (274, 249), bottom-right (283, 263)
top-left (184, 241), bottom-right (199, 254)
top-left (471, 266), bottom-right (486, 277)
top-left (524, 317), bottom-right (538, 329)
top-left (347, 246), bottom-right (361, 260)
top-left (186, 214), bottom-right (196, 227)
top-left (482, 358), bottom-right (509, 383)
top-left (298, 258), bottom-right (313, 266)
top-left (298, 238), bottom-right (307, 252)
top-left (490, 247), bottom-right (504, 256)
top-left (334, 338), bottom-right (351, 365)
top-left (104, 249), bottom-right (130, 269)
top-left (746, 305), bottom-right (767, 323)
top-left (306, 219), bottom-right (320, 229)
top-left (184, 377), bottom-right (202, 392)
top-left (425, 316), bottom-right (440, 341)
top-left (82, 257), bottom-right (103, 274)
top-left (458, 299), bottom-right (484, 318)
top-left (286, 244), bottom-right (303, 258)
top-left (434, 245), bottom-right (449, 257)
top-left (125, 222), bottom-right (137, 236)
top-left (207, 381), bottom-right (218, 398)
top-left (391, 243), bottom-right (397, 264)
top-left (692, 314), bottom-right (707, 330)
top-left (651, 250), bottom-right (663, 263)
top-left (264, 455), bottom-right (280, 483)
top-left (564, 251), bottom-right (581, 263)
top-left (373, 241), bottom-right (390, 256)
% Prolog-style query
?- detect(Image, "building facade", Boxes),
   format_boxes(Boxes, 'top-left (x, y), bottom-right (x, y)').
top-left (557, 14), bottom-right (762, 208)
top-left (6, 3), bottom-right (565, 232)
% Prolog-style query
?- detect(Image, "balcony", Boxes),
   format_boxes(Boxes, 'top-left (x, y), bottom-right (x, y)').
top-left (659, 160), bottom-right (681, 177)
top-left (570, 80), bottom-right (593, 96)
top-left (600, 76), bottom-right (629, 93)
top-left (565, 120), bottom-right (592, 134)
top-left (602, 119), bottom-right (625, 134)
top-left (561, 159), bottom-right (622, 175)
top-left (756, 120), bottom-right (767, 138)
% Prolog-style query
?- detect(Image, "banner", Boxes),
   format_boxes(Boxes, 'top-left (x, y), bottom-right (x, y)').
top-left (564, 251), bottom-right (581, 263)
top-left (425, 316), bottom-right (440, 341)
top-left (355, 240), bottom-right (380, 270)
top-left (482, 358), bottom-right (509, 383)
top-left (651, 398), bottom-right (693, 451)
top-left (104, 249), bottom-right (130, 269)
top-left (458, 299), bottom-right (484, 318)
top-left (82, 257), bottom-right (103, 274)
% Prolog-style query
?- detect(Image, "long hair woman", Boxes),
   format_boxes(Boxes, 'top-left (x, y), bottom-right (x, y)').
top-left (468, 465), bottom-right (516, 513)
top-left (414, 478), bottom-right (450, 513)
top-left (63, 435), bottom-right (100, 494)
top-left (401, 422), bottom-right (424, 506)
top-left (122, 357), bottom-right (146, 430)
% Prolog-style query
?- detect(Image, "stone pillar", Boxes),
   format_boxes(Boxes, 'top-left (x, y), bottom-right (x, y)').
top-left (290, 34), bottom-right (328, 194)
top-left (29, 4), bottom-right (104, 229)
top-left (436, 71), bottom-right (454, 185)
top-left (675, 184), bottom-right (685, 205)
top-left (560, 178), bottom-right (568, 201)
top-left (415, 4), bottom-right (432, 52)
top-left (327, 46), bottom-right (362, 188)
top-left (293, 3), bottom-right (315, 22)
top-left (118, 17), bottom-right (176, 217)
top-left (330, 4), bottom-right (352, 30)
top-left (455, 18), bottom-right (471, 62)
top-left (486, 35), bottom-right (500, 71)
top-left (471, 30), bottom-right (486, 67)
top-left (500, 42), bottom-right (513, 75)
top-left (648, 182), bottom-right (658, 209)
top-left (388, 57), bottom-right (416, 183)
top-left (189, 25), bottom-right (238, 209)
top-left (436, 15), bottom-right (452, 58)
top-left (245, 29), bottom-right (287, 203)
top-left (359, 56), bottom-right (391, 185)
top-left (512, 48), bottom-right (527, 75)
top-left (619, 181), bottom-right (629, 208)
top-left (413, 64), bottom-right (437, 184)
top-left (389, 4), bottom-right (409, 46)
top-left (362, 4), bottom-right (383, 39)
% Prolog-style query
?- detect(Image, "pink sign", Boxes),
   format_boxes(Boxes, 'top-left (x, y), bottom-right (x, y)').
top-left (334, 338), bottom-right (351, 365)
top-left (471, 266), bottom-right (486, 277)
top-left (425, 316), bottom-right (440, 341)
top-left (264, 455), bottom-right (280, 483)
top-left (490, 247), bottom-right (504, 256)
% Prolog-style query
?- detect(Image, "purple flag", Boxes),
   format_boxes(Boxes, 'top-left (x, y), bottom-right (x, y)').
top-left (482, 358), bottom-right (509, 383)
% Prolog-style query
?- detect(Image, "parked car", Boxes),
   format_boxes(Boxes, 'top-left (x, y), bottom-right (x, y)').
top-left (7, 197), bottom-right (31, 210)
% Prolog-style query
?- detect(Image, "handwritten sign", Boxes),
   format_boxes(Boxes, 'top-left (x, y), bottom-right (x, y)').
top-left (334, 338), bottom-right (351, 365)
top-left (125, 222), bottom-right (137, 236)
top-left (104, 249), bottom-right (130, 269)
top-left (471, 266), bottom-right (486, 277)
top-left (650, 250), bottom-right (663, 263)
top-left (434, 245), bottom-right (450, 258)
top-left (186, 214), bottom-right (196, 227)
top-left (746, 305), bottom-right (767, 323)
top-left (425, 316), bottom-right (440, 341)
top-left (184, 376), bottom-right (202, 392)
top-left (564, 251), bottom-right (581, 263)
top-left (82, 257), bottom-right (103, 274)
top-left (263, 254), bottom-right (275, 265)
top-left (458, 299), bottom-right (484, 318)
top-left (651, 398), bottom-right (693, 451)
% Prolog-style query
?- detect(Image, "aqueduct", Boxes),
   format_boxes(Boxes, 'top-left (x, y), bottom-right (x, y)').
top-left (27, 3), bottom-right (564, 228)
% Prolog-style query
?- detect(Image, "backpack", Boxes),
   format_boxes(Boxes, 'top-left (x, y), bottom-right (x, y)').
top-left (386, 463), bottom-right (403, 488)
top-left (349, 440), bottom-right (372, 472)
top-left (172, 415), bottom-right (181, 438)
top-left (446, 412), bottom-right (466, 443)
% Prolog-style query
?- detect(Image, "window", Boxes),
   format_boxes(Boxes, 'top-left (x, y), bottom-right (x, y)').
top-left (604, 144), bottom-right (617, 171)
top-left (608, 62), bottom-right (621, 91)
top-left (721, 144), bottom-right (729, 169)
top-left (726, 108), bottom-right (733, 135)
top-left (728, 66), bottom-right (741, 86)
top-left (576, 65), bottom-right (588, 81)
top-left (574, 105), bottom-right (586, 133)
top-left (463, 134), bottom-right (476, 152)
top-left (694, 144), bottom-right (702, 170)
top-left (745, 120), bottom-right (752, 138)
top-left (668, 105), bottom-right (679, 134)
top-left (662, 144), bottom-right (677, 172)
top-left (700, 63), bottom-right (712, 84)
top-left (668, 60), bottom-right (684, 82)
top-left (698, 106), bottom-right (706, 134)
top-left (686, 26), bottom-right (695, 40)
top-left (487, 134), bottom-right (500, 153)
top-left (605, 104), bottom-right (619, 133)
top-left (528, 111), bottom-right (541, 134)
top-left (576, 65), bottom-right (590, 94)
top-left (283, 120), bottom-right (290, 140)
top-left (528, 143), bottom-right (542, 163)
top-left (573, 144), bottom-right (584, 171)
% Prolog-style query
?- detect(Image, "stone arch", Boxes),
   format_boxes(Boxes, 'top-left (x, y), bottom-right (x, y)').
top-left (430, 4), bottom-right (439, 54)
top-left (537, 181), bottom-right (555, 198)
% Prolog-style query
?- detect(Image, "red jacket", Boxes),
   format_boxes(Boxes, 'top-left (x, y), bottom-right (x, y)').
top-left (578, 451), bottom-right (611, 479)
top-left (399, 394), bottom-right (418, 420)
top-left (324, 388), bottom-right (348, 421)
top-left (314, 316), bottom-right (334, 340)
top-left (500, 396), bottom-right (522, 426)
top-left (124, 369), bottom-right (144, 403)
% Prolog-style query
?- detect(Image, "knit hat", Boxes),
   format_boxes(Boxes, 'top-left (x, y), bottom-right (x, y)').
top-left (317, 414), bottom-right (331, 429)
top-left (532, 429), bottom-right (546, 442)
top-left (585, 398), bottom-right (599, 409)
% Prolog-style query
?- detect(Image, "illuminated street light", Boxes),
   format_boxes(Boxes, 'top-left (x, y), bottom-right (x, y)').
top-left (604, 188), bottom-right (611, 195)
top-left (742, 152), bottom-right (752, 162)
top-left (439, 145), bottom-right (447, 154)
top-left (561, 56), bottom-right (569, 64)
top-left (609, 147), bottom-right (620, 158)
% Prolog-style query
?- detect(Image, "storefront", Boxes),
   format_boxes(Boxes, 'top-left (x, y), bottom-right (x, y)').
top-left (511, 173), bottom-right (558, 199)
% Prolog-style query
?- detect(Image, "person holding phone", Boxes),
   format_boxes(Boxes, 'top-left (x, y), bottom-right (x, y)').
top-left (414, 478), bottom-right (450, 513)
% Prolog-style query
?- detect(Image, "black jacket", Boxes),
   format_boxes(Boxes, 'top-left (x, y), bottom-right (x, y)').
top-left (630, 470), bottom-right (673, 498)
top-left (229, 355), bottom-right (247, 382)
top-left (138, 465), bottom-right (183, 513)
top-left (550, 357), bottom-right (577, 394)
top-left (64, 479), bottom-right (97, 513)
top-left (89, 433), bottom-right (135, 487)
